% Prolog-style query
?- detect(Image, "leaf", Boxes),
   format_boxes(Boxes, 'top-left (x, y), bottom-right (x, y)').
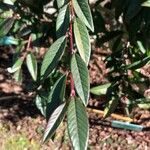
top-left (71, 54), bottom-right (90, 106)
top-left (137, 41), bottom-right (146, 54)
top-left (104, 97), bottom-right (118, 118)
top-left (142, 0), bottom-right (150, 7)
top-left (67, 97), bottom-right (89, 150)
top-left (13, 68), bottom-right (22, 83)
top-left (126, 56), bottom-right (150, 70)
top-left (46, 74), bottom-right (67, 120)
top-left (0, 36), bottom-right (18, 45)
top-left (41, 36), bottom-right (66, 80)
top-left (56, 0), bottom-right (69, 8)
top-left (26, 53), bottom-right (37, 81)
top-left (7, 58), bottom-right (23, 73)
top-left (56, 4), bottom-right (70, 38)
top-left (43, 103), bottom-right (67, 142)
top-left (73, 0), bottom-right (94, 31)
top-left (124, 0), bottom-right (141, 23)
top-left (0, 18), bottom-right (14, 37)
top-left (90, 83), bottom-right (111, 96)
top-left (35, 94), bottom-right (47, 117)
top-left (74, 18), bottom-right (91, 65)
top-left (3, 0), bottom-right (16, 5)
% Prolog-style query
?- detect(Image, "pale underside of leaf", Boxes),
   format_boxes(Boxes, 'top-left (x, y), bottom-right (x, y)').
top-left (71, 54), bottom-right (90, 106)
top-left (90, 83), bottom-right (111, 96)
top-left (43, 103), bottom-right (67, 142)
top-left (74, 18), bottom-right (91, 65)
top-left (46, 74), bottom-right (67, 120)
top-left (67, 97), bottom-right (89, 150)
top-left (56, 0), bottom-right (69, 8)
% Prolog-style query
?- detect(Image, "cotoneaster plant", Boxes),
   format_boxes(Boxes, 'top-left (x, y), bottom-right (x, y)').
top-left (41, 1), bottom-right (94, 149)
top-left (0, 0), bottom-right (94, 149)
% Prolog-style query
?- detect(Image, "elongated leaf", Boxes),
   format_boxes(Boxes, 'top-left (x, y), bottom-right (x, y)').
top-left (73, 0), bottom-right (94, 31)
top-left (41, 36), bottom-right (66, 80)
top-left (0, 18), bottom-right (14, 37)
top-left (13, 68), bottom-right (22, 83)
top-left (104, 97), bottom-right (118, 118)
top-left (74, 18), bottom-right (91, 65)
top-left (142, 0), bottom-right (150, 7)
top-left (67, 97), bottom-right (89, 150)
top-left (43, 103), bottom-right (67, 142)
top-left (56, 0), bottom-right (69, 8)
top-left (46, 74), bottom-right (67, 120)
top-left (71, 54), bottom-right (90, 106)
top-left (56, 4), bottom-right (70, 38)
top-left (126, 56), bottom-right (150, 70)
top-left (90, 83), bottom-right (111, 96)
top-left (26, 53), bottom-right (37, 81)
top-left (35, 94), bottom-right (47, 117)
top-left (125, 0), bottom-right (141, 22)
top-left (137, 41), bottom-right (146, 54)
top-left (7, 58), bottom-right (23, 73)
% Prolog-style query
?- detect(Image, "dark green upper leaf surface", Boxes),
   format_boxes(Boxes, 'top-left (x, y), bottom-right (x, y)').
top-left (74, 18), bottom-right (91, 65)
top-left (56, 3), bottom-right (70, 38)
top-left (41, 36), bottom-right (66, 80)
top-left (71, 54), bottom-right (90, 106)
top-left (104, 97), bottom-right (119, 118)
top-left (126, 56), bottom-right (150, 70)
top-left (125, 0), bottom-right (142, 23)
top-left (43, 103), bottom-right (67, 142)
top-left (46, 74), bottom-right (67, 120)
top-left (73, 0), bottom-right (94, 32)
top-left (0, 18), bottom-right (14, 37)
top-left (67, 97), bottom-right (89, 150)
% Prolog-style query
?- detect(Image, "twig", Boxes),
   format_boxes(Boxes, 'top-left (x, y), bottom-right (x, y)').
top-left (87, 108), bottom-right (133, 122)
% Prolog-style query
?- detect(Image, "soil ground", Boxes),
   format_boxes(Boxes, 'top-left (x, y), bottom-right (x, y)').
top-left (0, 46), bottom-right (150, 150)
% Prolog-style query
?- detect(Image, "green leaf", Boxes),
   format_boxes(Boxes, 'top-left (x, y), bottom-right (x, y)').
top-left (56, 0), bottom-right (69, 8)
top-left (13, 68), bottom-right (22, 83)
top-left (56, 4), bottom-right (70, 38)
top-left (104, 97), bottom-right (118, 118)
top-left (90, 83), bottom-right (111, 96)
top-left (126, 56), bottom-right (150, 70)
top-left (142, 0), bottom-right (150, 7)
top-left (138, 103), bottom-right (150, 109)
top-left (43, 103), bottom-right (67, 142)
top-left (26, 53), bottom-right (37, 81)
top-left (0, 18), bottom-right (14, 37)
top-left (74, 18), bottom-right (91, 65)
top-left (7, 58), bottom-right (23, 73)
top-left (73, 0), bottom-right (94, 31)
top-left (67, 97), bottom-right (89, 150)
top-left (35, 94), bottom-right (47, 117)
top-left (46, 74), bottom-right (67, 120)
top-left (71, 54), bottom-right (90, 106)
top-left (41, 36), bottom-right (66, 80)
top-left (125, 0), bottom-right (141, 22)
top-left (137, 41), bottom-right (146, 54)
